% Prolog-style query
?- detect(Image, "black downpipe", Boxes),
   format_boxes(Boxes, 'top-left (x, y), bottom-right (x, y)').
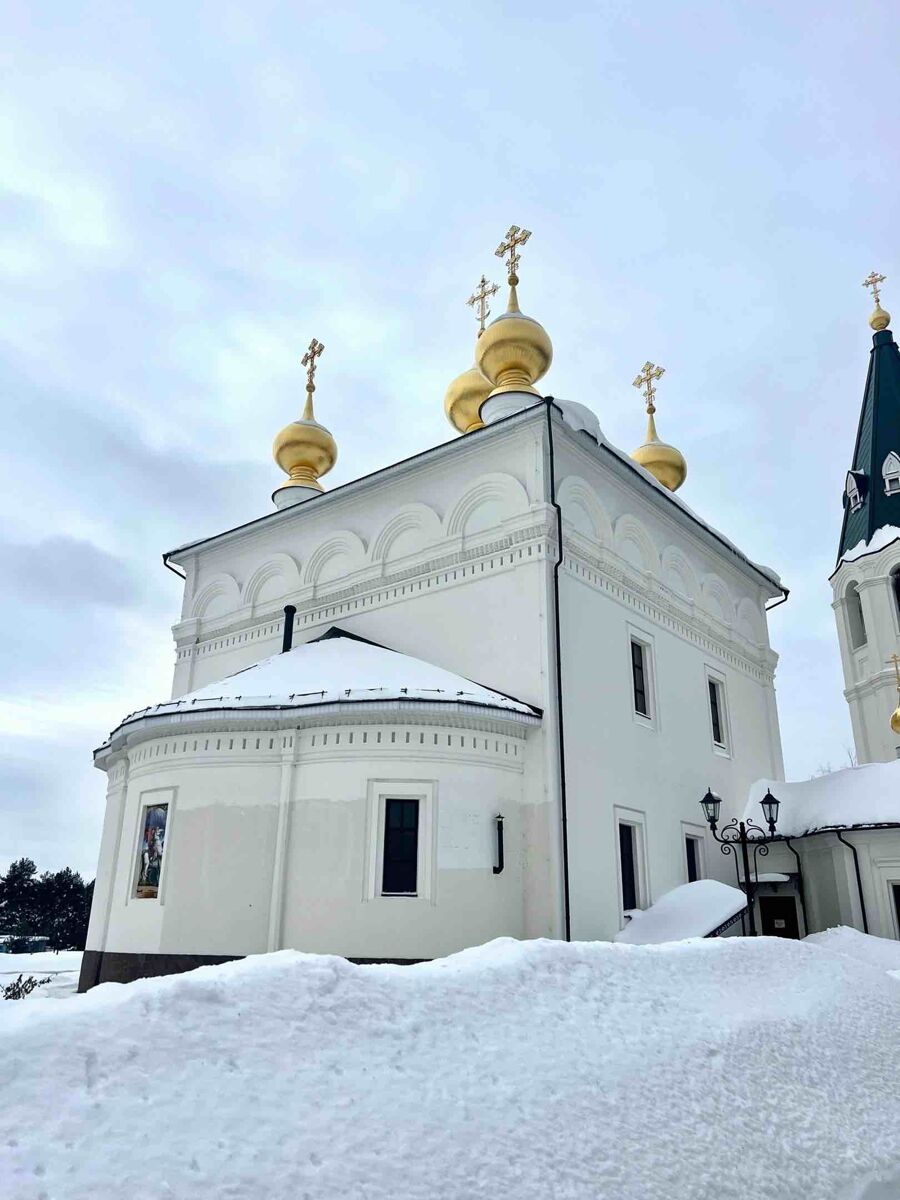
top-left (783, 837), bottom-right (809, 935)
top-left (544, 398), bottom-right (572, 941)
top-left (282, 605), bottom-right (297, 653)
top-left (835, 829), bottom-right (869, 933)
top-left (492, 814), bottom-right (505, 875)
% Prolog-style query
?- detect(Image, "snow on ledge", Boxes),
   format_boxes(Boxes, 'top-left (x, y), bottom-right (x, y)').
top-left (746, 761), bottom-right (900, 838)
top-left (838, 524), bottom-right (900, 567)
top-left (613, 879), bottom-right (747, 945)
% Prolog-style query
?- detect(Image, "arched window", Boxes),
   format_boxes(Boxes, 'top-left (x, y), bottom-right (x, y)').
top-left (884, 453), bottom-right (900, 496)
top-left (891, 566), bottom-right (900, 624)
top-left (846, 581), bottom-right (868, 649)
top-left (846, 471), bottom-right (864, 513)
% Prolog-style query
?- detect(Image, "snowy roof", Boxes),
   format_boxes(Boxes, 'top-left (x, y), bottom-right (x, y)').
top-left (835, 524), bottom-right (900, 570)
top-left (612, 880), bottom-right (747, 945)
top-left (102, 630), bottom-right (539, 746)
top-left (746, 761), bottom-right (900, 838)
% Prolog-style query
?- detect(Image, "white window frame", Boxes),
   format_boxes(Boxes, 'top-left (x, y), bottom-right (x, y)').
top-left (127, 786), bottom-right (176, 906)
top-left (681, 822), bottom-right (707, 883)
top-left (614, 805), bottom-right (649, 926)
top-left (364, 779), bottom-right (437, 903)
top-left (705, 667), bottom-right (731, 757)
top-left (846, 472), bottom-right (863, 513)
top-left (883, 452), bottom-right (900, 496)
top-left (627, 625), bottom-right (658, 731)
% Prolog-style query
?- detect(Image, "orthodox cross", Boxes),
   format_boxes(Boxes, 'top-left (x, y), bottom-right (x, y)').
top-left (863, 271), bottom-right (887, 307)
top-left (467, 275), bottom-right (499, 336)
top-left (887, 653), bottom-right (900, 690)
top-left (495, 225), bottom-right (532, 284)
top-left (633, 360), bottom-right (665, 414)
top-left (301, 337), bottom-right (324, 419)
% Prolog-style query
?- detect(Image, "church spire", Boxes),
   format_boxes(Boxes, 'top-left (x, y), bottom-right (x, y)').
top-left (272, 338), bottom-right (338, 509)
top-left (837, 275), bottom-right (900, 560)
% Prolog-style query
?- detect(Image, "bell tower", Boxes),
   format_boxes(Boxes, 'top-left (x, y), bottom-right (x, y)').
top-left (831, 273), bottom-right (900, 762)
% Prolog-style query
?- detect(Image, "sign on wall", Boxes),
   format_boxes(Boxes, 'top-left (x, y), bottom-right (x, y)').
top-left (136, 804), bottom-right (168, 899)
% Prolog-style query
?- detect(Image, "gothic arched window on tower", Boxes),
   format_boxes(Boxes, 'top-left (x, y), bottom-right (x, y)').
top-left (846, 581), bottom-right (868, 649)
top-left (883, 452), bottom-right (900, 496)
top-left (845, 471), bottom-right (866, 513)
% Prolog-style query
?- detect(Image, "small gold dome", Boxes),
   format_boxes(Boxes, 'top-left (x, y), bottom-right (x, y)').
top-left (891, 704), bottom-right (900, 736)
top-left (273, 414), bottom-right (337, 493)
top-left (870, 302), bottom-right (892, 332)
top-left (476, 282), bottom-right (552, 400)
top-left (632, 413), bottom-right (687, 492)
top-left (444, 364), bottom-right (490, 434)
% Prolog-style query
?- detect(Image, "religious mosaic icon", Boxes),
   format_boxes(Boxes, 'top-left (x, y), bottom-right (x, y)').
top-left (135, 804), bottom-right (168, 898)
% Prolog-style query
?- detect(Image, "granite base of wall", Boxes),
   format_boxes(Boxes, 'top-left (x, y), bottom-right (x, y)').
top-left (78, 950), bottom-right (425, 992)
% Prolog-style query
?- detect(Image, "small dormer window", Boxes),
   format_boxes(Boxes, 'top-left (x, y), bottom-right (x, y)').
top-left (883, 452), bottom-right (900, 496)
top-left (846, 471), bottom-right (865, 513)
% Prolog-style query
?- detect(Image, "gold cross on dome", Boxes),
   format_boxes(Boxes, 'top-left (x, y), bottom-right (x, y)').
top-left (633, 361), bottom-right (665, 414)
top-left (301, 338), bottom-right (324, 393)
top-left (863, 271), bottom-right (887, 306)
top-left (495, 225), bottom-right (532, 284)
top-left (467, 275), bottom-right (500, 335)
top-left (887, 653), bottom-right (900, 689)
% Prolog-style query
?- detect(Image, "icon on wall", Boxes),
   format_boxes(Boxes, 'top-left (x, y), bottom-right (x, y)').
top-left (136, 804), bottom-right (168, 899)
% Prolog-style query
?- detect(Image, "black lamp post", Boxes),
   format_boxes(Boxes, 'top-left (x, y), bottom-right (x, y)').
top-left (700, 788), bottom-right (780, 937)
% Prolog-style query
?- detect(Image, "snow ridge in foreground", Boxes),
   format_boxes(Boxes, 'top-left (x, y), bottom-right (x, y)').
top-left (1, 936), bottom-right (899, 1200)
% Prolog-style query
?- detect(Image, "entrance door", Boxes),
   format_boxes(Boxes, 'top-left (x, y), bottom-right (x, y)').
top-left (759, 895), bottom-right (800, 939)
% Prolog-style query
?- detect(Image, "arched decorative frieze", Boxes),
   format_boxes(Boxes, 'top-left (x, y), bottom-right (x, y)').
top-left (370, 503), bottom-right (443, 565)
top-left (444, 472), bottom-right (531, 540)
top-left (191, 574), bottom-right (241, 621)
top-left (557, 475), bottom-right (613, 545)
top-left (303, 531), bottom-right (367, 587)
top-left (242, 553), bottom-right (302, 609)
top-left (736, 596), bottom-right (765, 647)
top-left (613, 514), bottom-right (660, 577)
top-left (700, 574), bottom-right (735, 627)
top-left (660, 545), bottom-right (699, 602)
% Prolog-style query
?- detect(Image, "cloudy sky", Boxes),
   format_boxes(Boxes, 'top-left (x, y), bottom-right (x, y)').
top-left (2, 1), bottom-right (896, 876)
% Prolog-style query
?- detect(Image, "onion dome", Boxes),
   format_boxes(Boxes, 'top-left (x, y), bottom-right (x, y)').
top-left (864, 271), bottom-right (891, 332)
top-left (630, 361), bottom-right (687, 492)
top-left (272, 338), bottom-right (337, 510)
top-left (444, 364), bottom-right (491, 434)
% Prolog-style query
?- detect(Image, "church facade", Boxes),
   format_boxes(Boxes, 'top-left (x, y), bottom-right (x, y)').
top-left (78, 235), bottom-right (898, 993)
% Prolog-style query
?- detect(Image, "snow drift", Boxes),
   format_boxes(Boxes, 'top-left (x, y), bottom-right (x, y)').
top-left (1, 937), bottom-right (899, 1200)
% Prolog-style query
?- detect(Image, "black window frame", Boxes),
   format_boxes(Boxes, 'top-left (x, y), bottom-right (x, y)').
top-left (381, 797), bottom-right (420, 896)
top-left (631, 639), bottom-right (650, 718)
top-left (685, 835), bottom-right (701, 883)
top-left (708, 677), bottom-right (726, 748)
top-left (619, 822), bottom-right (638, 912)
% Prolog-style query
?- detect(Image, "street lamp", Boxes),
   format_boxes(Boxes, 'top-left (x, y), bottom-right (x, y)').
top-left (699, 789), bottom-right (781, 937)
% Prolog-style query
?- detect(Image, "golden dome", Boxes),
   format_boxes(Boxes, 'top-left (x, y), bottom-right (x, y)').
top-left (870, 302), bottom-right (891, 332)
top-left (632, 416), bottom-right (688, 492)
top-left (476, 281), bottom-right (552, 399)
top-left (891, 703), bottom-right (900, 736)
top-left (444, 363), bottom-right (490, 434)
top-left (273, 337), bottom-right (336, 501)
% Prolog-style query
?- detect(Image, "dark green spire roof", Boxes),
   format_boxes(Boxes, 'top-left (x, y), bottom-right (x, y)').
top-left (837, 327), bottom-right (900, 561)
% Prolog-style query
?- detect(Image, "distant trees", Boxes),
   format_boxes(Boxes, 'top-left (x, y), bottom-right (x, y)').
top-left (0, 859), bottom-right (94, 951)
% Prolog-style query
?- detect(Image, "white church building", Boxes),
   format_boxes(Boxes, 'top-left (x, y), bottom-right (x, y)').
top-left (79, 238), bottom-right (900, 991)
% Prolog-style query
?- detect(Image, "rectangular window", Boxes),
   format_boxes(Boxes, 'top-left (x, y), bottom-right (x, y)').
top-left (382, 798), bottom-right (419, 895)
top-left (135, 803), bottom-right (168, 899)
top-left (631, 640), bottom-right (649, 718)
top-left (708, 678), bottom-right (726, 748)
top-left (685, 835), bottom-right (701, 883)
top-left (893, 884), bottom-right (900, 936)
top-left (619, 822), bottom-right (638, 911)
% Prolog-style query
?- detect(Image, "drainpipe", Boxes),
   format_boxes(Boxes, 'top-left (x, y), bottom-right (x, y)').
top-left (834, 829), bottom-right (869, 934)
top-left (282, 605), bottom-right (297, 653)
top-left (783, 837), bottom-right (809, 936)
top-left (544, 397), bottom-right (572, 942)
top-left (492, 814), bottom-right (505, 875)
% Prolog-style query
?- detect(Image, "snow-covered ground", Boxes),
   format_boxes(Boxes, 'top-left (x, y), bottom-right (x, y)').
top-left (1, 936), bottom-right (899, 1199)
top-left (0, 950), bottom-right (82, 1000)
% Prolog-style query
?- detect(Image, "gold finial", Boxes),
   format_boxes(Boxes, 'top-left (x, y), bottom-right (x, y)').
top-left (272, 336), bottom-right (337, 506)
top-left (300, 337), bottom-right (325, 418)
top-left (495, 225), bottom-right (532, 286)
top-left (888, 654), bottom-right (900, 734)
top-left (467, 275), bottom-right (500, 337)
top-left (863, 271), bottom-right (891, 331)
top-left (630, 360), bottom-right (687, 492)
